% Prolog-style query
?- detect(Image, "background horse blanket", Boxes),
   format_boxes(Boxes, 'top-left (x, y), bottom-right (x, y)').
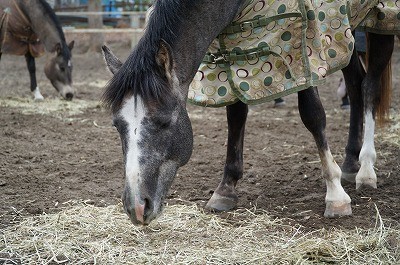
top-left (0, 0), bottom-right (45, 57)
top-left (188, 0), bottom-right (400, 107)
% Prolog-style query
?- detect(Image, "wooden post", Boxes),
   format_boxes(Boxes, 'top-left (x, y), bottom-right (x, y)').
top-left (88, 0), bottom-right (104, 52)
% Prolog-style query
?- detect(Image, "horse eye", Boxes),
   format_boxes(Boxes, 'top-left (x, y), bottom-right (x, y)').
top-left (154, 117), bottom-right (171, 129)
top-left (60, 66), bottom-right (65, 71)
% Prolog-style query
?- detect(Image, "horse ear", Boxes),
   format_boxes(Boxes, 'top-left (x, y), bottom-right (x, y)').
top-left (102, 45), bottom-right (123, 74)
top-left (156, 40), bottom-right (172, 71)
top-left (68, 40), bottom-right (75, 51)
top-left (55, 43), bottom-right (62, 54)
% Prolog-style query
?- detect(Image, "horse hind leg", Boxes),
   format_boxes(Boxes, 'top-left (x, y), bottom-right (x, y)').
top-left (357, 33), bottom-right (394, 189)
top-left (206, 101), bottom-right (248, 211)
top-left (298, 87), bottom-right (351, 217)
top-left (340, 48), bottom-right (365, 183)
top-left (25, 53), bottom-right (44, 100)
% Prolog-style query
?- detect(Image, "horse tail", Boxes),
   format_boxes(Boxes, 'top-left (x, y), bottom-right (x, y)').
top-left (365, 32), bottom-right (392, 126)
top-left (377, 58), bottom-right (392, 126)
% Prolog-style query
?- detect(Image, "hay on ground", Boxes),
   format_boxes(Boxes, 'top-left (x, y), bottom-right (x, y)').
top-left (0, 98), bottom-right (101, 120)
top-left (1, 202), bottom-right (399, 264)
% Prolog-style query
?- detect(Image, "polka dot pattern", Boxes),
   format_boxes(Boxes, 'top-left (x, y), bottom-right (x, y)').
top-left (358, 1), bottom-right (400, 32)
top-left (188, 0), bottom-right (400, 107)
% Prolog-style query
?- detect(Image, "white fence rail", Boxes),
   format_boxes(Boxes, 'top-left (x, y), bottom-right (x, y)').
top-left (56, 11), bottom-right (147, 16)
top-left (58, 11), bottom-right (147, 47)
top-left (63, 28), bottom-right (143, 33)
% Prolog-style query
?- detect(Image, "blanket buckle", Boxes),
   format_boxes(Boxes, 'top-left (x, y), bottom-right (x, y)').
top-left (245, 51), bottom-right (259, 61)
top-left (240, 21), bottom-right (253, 31)
top-left (210, 53), bottom-right (228, 64)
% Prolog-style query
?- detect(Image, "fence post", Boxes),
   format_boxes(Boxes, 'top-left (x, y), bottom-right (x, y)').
top-left (88, 0), bottom-right (104, 52)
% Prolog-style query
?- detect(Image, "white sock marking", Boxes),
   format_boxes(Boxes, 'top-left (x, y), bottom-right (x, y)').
top-left (33, 87), bottom-right (44, 100)
top-left (321, 148), bottom-right (351, 204)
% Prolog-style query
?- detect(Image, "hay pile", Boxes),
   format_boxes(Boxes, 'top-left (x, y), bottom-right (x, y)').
top-left (0, 98), bottom-right (101, 120)
top-left (1, 203), bottom-right (399, 264)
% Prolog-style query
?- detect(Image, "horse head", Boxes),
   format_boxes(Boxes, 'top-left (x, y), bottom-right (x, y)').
top-left (44, 41), bottom-right (75, 100)
top-left (102, 44), bottom-right (193, 225)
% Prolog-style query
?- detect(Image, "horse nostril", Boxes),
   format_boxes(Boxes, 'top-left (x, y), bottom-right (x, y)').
top-left (143, 198), bottom-right (152, 220)
top-left (65, 93), bottom-right (74, 100)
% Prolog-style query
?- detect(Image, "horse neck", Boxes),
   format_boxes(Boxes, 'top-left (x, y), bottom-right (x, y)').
top-left (19, 0), bottom-right (65, 53)
top-left (168, 0), bottom-right (245, 86)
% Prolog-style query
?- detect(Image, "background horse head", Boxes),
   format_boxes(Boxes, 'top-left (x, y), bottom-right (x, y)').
top-left (0, 0), bottom-right (74, 100)
top-left (44, 41), bottom-right (75, 100)
top-left (102, 0), bottom-right (246, 225)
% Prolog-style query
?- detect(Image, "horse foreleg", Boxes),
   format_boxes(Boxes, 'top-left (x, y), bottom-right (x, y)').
top-left (357, 33), bottom-right (394, 189)
top-left (25, 53), bottom-right (44, 100)
top-left (340, 49), bottom-right (365, 183)
top-left (298, 88), bottom-right (351, 217)
top-left (206, 101), bottom-right (248, 211)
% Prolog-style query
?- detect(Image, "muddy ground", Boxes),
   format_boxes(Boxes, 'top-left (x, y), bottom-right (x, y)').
top-left (0, 40), bottom-right (399, 231)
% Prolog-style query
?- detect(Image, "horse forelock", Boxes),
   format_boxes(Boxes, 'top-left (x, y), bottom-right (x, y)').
top-left (102, 0), bottom-right (196, 113)
top-left (60, 44), bottom-right (72, 60)
top-left (103, 50), bottom-right (171, 113)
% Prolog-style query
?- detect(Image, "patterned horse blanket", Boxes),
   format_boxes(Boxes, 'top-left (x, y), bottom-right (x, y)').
top-left (0, 0), bottom-right (45, 57)
top-left (188, 0), bottom-right (400, 107)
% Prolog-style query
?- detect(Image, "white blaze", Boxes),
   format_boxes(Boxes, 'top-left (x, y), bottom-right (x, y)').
top-left (119, 96), bottom-right (146, 191)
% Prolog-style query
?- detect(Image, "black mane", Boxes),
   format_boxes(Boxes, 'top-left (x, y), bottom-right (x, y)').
top-left (37, 0), bottom-right (71, 59)
top-left (103, 0), bottom-right (195, 112)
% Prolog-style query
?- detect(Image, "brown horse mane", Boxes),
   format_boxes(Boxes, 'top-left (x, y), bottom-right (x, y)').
top-left (29, 0), bottom-right (71, 59)
top-left (36, 0), bottom-right (66, 41)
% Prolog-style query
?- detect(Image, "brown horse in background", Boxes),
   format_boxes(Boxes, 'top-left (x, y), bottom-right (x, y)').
top-left (0, 0), bottom-right (74, 100)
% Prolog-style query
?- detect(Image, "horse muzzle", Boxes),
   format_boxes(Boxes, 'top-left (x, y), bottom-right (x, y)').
top-left (59, 85), bottom-right (74, 100)
top-left (122, 188), bottom-right (161, 225)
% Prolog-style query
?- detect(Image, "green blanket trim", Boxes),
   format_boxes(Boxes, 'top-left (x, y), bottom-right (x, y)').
top-left (358, 27), bottom-right (400, 35)
top-left (221, 12), bottom-right (302, 34)
top-left (187, 62), bottom-right (350, 108)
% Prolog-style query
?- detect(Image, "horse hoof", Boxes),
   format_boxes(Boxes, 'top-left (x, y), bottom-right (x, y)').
top-left (341, 171), bottom-right (357, 183)
top-left (34, 96), bottom-right (44, 101)
top-left (356, 169), bottom-right (377, 189)
top-left (356, 179), bottom-right (377, 190)
top-left (340, 103), bottom-right (350, 110)
top-left (273, 101), bottom-right (286, 108)
top-left (205, 192), bottom-right (238, 212)
top-left (324, 202), bottom-right (352, 218)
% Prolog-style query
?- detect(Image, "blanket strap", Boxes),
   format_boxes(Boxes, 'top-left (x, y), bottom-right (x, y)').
top-left (221, 12), bottom-right (302, 34)
top-left (202, 46), bottom-right (297, 81)
top-left (12, 0), bottom-right (30, 26)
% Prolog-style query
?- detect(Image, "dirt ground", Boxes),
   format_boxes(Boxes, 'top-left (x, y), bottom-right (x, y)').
top-left (1, 39), bottom-right (399, 232)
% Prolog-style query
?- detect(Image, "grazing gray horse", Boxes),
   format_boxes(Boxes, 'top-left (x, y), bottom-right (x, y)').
top-left (102, 0), bottom-right (396, 225)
